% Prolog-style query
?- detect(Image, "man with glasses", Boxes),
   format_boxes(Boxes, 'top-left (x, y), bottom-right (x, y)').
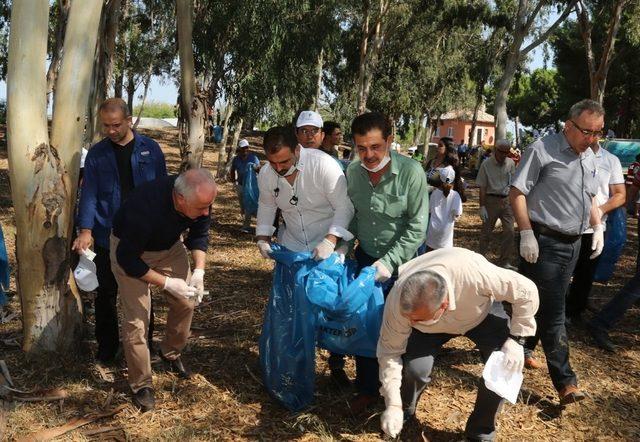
top-left (509, 99), bottom-right (605, 405)
top-left (296, 110), bottom-right (325, 149)
top-left (255, 126), bottom-right (353, 260)
top-left (477, 139), bottom-right (517, 269)
top-left (377, 248), bottom-right (538, 439)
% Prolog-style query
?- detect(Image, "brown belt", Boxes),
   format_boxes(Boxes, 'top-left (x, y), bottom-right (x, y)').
top-left (531, 223), bottom-right (581, 244)
top-left (487, 193), bottom-right (508, 198)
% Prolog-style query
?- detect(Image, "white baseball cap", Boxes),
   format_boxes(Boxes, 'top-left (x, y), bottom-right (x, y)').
top-left (296, 111), bottom-right (323, 128)
top-left (238, 139), bottom-right (250, 148)
top-left (73, 254), bottom-right (99, 292)
top-left (438, 165), bottom-right (456, 184)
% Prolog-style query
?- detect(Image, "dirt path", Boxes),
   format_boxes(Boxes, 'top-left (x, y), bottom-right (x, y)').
top-left (0, 128), bottom-right (639, 441)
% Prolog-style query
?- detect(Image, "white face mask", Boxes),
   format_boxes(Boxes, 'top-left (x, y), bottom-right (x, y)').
top-left (282, 163), bottom-right (297, 176)
top-left (360, 153), bottom-right (391, 173)
top-left (421, 317), bottom-right (441, 326)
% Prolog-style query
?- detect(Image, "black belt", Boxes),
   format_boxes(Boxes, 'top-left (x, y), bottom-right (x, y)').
top-left (487, 193), bottom-right (508, 198)
top-left (531, 223), bottom-right (581, 244)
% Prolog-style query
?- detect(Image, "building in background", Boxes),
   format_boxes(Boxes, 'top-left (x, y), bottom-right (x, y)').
top-left (432, 105), bottom-right (496, 147)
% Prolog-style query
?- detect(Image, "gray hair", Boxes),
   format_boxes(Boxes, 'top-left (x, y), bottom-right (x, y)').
top-left (174, 168), bottom-right (216, 201)
top-left (495, 139), bottom-right (511, 149)
top-left (399, 270), bottom-right (447, 313)
top-left (568, 99), bottom-right (605, 120)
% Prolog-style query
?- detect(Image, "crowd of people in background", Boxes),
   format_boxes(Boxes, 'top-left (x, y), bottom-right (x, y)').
top-left (30, 96), bottom-right (634, 440)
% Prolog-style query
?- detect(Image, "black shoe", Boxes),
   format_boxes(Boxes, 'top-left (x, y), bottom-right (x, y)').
top-left (330, 368), bottom-right (352, 389)
top-left (133, 387), bottom-right (155, 412)
top-left (159, 351), bottom-right (192, 379)
top-left (587, 323), bottom-right (616, 353)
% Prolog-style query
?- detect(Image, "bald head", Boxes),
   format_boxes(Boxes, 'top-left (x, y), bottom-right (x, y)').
top-left (174, 168), bottom-right (217, 219)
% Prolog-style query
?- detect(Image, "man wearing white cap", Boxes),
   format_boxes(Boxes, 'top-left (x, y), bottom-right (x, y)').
top-left (296, 110), bottom-right (325, 149)
top-left (229, 139), bottom-right (260, 233)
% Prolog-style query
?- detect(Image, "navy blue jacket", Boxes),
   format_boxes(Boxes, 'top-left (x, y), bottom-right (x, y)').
top-left (77, 132), bottom-right (167, 249)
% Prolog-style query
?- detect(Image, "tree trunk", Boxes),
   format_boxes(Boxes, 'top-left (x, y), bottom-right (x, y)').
top-left (114, 72), bottom-right (124, 98)
top-left (494, 47), bottom-right (519, 141)
top-left (126, 73), bottom-right (135, 114)
top-left (514, 115), bottom-right (520, 148)
top-left (216, 102), bottom-right (234, 177)
top-left (176, 0), bottom-right (206, 170)
top-left (224, 117), bottom-right (244, 176)
top-left (133, 65), bottom-right (153, 130)
top-left (46, 0), bottom-right (71, 110)
top-left (7, 0), bottom-right (103, 353)
top-left (312, 49), bottom-right (324, 111)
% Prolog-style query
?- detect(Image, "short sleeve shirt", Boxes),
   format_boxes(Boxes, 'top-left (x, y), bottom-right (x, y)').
top-left (426, 189), bottom-right (463, 249)
top-left (511, 132), bottom-right (598, 236)
top-left (232, 153), bottom-right (260, 185)
top-left (583, 145), bottom-right (624, 232)
top-left (476, 156), bottom-right (515, 196)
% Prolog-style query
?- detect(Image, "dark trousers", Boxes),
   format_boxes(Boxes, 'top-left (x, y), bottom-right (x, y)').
top-left (566, 233), bottom-right (601, 318)
top-left (591, 268), bottom-right (640, 331)
top-left (329, 247), bottom-right (397, 396)
top-left (94, 244), bottom-right (154, 363)
top-left (401, 314), bottom-right (508, 440)
top-left (520, 233), bottom-right (580, 391)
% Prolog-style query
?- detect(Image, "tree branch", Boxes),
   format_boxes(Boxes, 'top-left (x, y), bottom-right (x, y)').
top-left (521, 0), bottom-right (579, 56)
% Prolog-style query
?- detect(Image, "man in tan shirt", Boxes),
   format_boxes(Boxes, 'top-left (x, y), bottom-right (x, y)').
top-left (477, 139), bottom-right (516, 268)
top-left (377, 248), bottom-right (539, 439)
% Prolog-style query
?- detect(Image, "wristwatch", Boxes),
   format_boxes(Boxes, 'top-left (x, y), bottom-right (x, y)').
top-left (508, 334), bottom-right (527, 346)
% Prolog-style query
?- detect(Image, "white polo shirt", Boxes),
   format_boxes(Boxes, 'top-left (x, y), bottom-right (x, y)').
top-left (256, 147), bottom-right (354, 252)
top-left (584, 145), bottom-right (624, 233)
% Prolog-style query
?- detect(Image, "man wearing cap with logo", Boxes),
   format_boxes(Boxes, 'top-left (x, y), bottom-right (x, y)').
top-left (376, 248), bottom-right (539, 439)
top-left (477, 139), bottom-right (517, 269)
top-left (73, 97), bottom-right (167, 366)
top-left (296, 110), bottom-right (325, 149)
top-left (342, 111), bottom-right (428, 414)
top-left (229, 139), bottom-right (260, 233)
top-left (111, 168), bottom-right (216, 411)
top-left (509, 99), bottom-right (605, 404)
top-left (255, 126), bottom-right (353, 259)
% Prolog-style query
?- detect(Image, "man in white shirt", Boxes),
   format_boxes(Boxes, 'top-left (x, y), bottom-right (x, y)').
top-left (377, 248), bottom-right (538, 439)
top-left (296, 110), bottom-right (325, 149)
top-left (255, 126), bottom-right (354, 258)
top-left (565, 142), bottom-right (625, 324)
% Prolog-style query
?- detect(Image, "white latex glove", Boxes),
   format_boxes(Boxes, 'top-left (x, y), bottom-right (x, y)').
top-left (590, 223), bottom-right (604, 259)
top-left (312, 238), bottom-right (335, 261)
top-left (257, 240), bottom-right (273, 259)
top-left (380, 405), bottom-right (404, 438)
top-left (335, 243), bottom-right (349, 263)
top-left (501, 337), bottom-right (524, 373)
top-left (188, 269), bottom-right (205, 304)
top-left (519, 229), bottom-right (539, 263)
top-left (479, 206), bottom-right (489, 223)
top-left (164, 277), bottom-right (197, 299)
top-left (372, 260), bottom-right (392, 283)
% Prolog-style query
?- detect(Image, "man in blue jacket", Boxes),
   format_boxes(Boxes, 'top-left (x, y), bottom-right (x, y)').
top-left (72, 98), bottom-right (167, 365)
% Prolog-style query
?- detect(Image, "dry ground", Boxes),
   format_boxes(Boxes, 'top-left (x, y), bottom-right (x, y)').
top-left (0, 128), bottom-right (639, 441)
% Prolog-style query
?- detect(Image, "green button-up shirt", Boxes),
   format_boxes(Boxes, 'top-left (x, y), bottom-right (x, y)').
top-left (347, 152), bottom-right (429, 273)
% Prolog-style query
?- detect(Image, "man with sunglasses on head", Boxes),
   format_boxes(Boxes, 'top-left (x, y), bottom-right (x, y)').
top-left (255, 126), bottom-right (354, 261)
top-left (509, 99), bottom-right (605, 405)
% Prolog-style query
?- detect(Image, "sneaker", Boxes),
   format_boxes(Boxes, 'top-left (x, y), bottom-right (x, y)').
top-left (330, 368), bottom-right (352, 390)
top-left (558, 384), bottom-right (586, 406)
top-left (587, 323), bottom-right (617, 353)
top-left (502, 263), bottom-right (519, 271)
top-left (524, 356), bottom-right (544, 370)
top-left (133, 387), bottom-right (155, 412)
top-left (240, 227), bottom-right (252, 234)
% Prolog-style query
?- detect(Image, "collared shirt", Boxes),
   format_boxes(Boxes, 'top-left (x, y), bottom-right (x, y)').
top-left (476, 155), bottom-right (515, 196)
top-left (377, 247), bottom-right (539, 407)
top-left (584, 145), bottom-right (624, 233)
top-left (256, 147), bottom-right (354, 252)
top-left (112, 176), bottom-right (211, 278)
top-left (347, 152), bottom-right (428, 273)
top-left (511, 132), bottom-right (598, 236)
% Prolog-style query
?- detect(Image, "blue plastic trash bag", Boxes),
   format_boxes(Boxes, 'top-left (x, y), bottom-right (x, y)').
top-left (242, 163), bottom-right (259, 216)
top-left (0, 224), bottom-right (9, 306)
top-left (594, 207), bottom-right (627, 283)
top-left (212, 125), bottom-right (223, 143)
top-left (305, 254), bottom-right (384, 358)
top-left (258, 245), bottom-right (317, 411)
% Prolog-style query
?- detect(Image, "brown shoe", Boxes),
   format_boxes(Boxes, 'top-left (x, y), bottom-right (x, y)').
top-left (347, 393), bottom-right (379, 415)
top-left (559, 385), bottom-right (586, 406)
top-left (524, 356), bottom-right (544, 369)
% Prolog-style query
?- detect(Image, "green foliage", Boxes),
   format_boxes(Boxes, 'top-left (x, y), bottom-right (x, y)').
top-left (508, 68), bottom-right (562, 129)
top-left (132, 101), bottom-right (175, 118)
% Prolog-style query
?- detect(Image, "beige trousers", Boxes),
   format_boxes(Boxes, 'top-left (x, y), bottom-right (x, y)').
top-left (110, 235), bottom-right (194, 392)
top-left (479, 195), bottom-right (515, 266)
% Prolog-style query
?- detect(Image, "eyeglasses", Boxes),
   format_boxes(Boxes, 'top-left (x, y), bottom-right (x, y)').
top-left (571, 120), bottom-right (604, 138)
top-left (299, 128), bottom-right (320, 136)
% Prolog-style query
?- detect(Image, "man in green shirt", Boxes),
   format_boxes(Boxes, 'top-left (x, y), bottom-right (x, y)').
top-left (338, 111), bottom-right (429, 414)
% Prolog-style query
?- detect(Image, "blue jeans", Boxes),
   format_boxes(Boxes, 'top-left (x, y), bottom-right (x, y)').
top-left (519, 233), bottom-right (580, 391)
top-left (590, 269), bottom-right (640, 331)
